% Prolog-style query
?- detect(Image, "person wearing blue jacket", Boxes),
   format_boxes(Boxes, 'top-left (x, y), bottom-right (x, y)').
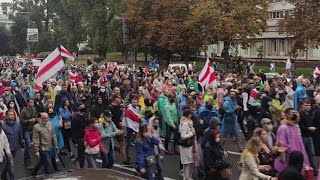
top-left (294, 79), bottom-right (307, 110)
top-left (136, 124), bottom-right (160, 180)
top-left (220, 92), bottom-right (243, 151)
top-left (47, 107), bottom-right (64, 172)
top-left (58, 99), bottom-right (74, 159)
top-left (2, 109), bottom-right (25, 180)
top-left (197, 98), bottom-right (219, 128)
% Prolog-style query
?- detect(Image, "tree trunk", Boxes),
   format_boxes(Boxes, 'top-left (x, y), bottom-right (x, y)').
top-left (135, 51), bottom-right (138, 61)
top-left (222, 41), bottom-right (231, 71)
top-left (144, 49), bottom-right (148, 65)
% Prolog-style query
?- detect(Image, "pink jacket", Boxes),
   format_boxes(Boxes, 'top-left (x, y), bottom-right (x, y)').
top-left (84, 128), bottom-right (105, 154)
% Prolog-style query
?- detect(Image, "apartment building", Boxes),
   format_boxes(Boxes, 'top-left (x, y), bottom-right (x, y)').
top-left (204, 0), bottom-right (320, 60)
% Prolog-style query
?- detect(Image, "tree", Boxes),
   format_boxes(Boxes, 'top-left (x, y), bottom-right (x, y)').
top-left (278, 0), bottom-right (320, 50)
top-left (80, 0), bottom-right (124, 58)
top-left (0, 26), bottom-right (12, 55)
top-left (191, 0), bottom-right (268, 61)
top-left (123, 0), bottom-right (269, 65)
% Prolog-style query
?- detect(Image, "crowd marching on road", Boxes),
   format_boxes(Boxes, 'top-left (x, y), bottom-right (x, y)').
top-left (0, 55), bottom-right (319, 180)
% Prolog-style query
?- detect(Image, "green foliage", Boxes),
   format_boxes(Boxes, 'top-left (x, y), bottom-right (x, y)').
top-left (257, 46), bottom-right (264, 59)
top-left (78, 47), bottom-right (95, 55)
top-left (0, 25), bottom-right (12, 55)
top-left (39, 51), bottom-right (50, 58)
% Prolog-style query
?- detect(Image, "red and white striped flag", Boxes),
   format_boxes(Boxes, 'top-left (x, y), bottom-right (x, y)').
top-left (60, 45), bottom-right (75, 61)
top-left (198, 58), bottom-right (216, 89)
top-left (123, 105), bottom-right (141, 132)
top-left (34, 48), bottom-right (64, 90)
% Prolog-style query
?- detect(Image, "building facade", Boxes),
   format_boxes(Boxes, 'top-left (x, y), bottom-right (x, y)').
top-left (204, 0), bottom-right (320, 60)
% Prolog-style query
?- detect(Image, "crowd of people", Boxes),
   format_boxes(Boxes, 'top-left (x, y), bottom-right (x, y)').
top-left (0, 57), bottom-right (319, 180)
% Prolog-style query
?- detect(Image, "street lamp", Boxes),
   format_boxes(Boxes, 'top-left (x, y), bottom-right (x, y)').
top-left (15, 11), bottom-right (31, 60)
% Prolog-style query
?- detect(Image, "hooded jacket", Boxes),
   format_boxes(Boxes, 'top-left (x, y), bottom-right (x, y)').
top-left (222, 96), bottom-right (237, 122)
top-left (2, 119), bottom-right (25, 152)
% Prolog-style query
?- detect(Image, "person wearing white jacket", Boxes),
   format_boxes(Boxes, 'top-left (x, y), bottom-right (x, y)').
top-left (0, 123), bottom-right (11, 163)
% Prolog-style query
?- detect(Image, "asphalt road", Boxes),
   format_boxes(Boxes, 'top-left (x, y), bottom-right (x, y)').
top-left (7, 137), bottom-right (319, 180)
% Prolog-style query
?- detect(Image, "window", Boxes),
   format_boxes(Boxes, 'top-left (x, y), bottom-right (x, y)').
top-left (272, 40), bottom-right (277, 52)
top-left (271, 11), bottom-right (284, 19)
top-left (280, 40), bottom-right (285, 52)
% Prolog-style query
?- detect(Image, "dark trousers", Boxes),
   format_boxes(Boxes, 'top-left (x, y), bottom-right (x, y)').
top-left (76, 140), bottom-right (85, 168)
top-left (302, 137), bottom-right (316, 170)
top-left (1, 150), bottom-right (16, 180)
top-left (165, 124), bottom-right (179, 151)
top-left (125, 127), bottom-right (134, 161)
top-left (32, 151), bottom-right (54, 175)
top-left (100, 150), bottom-right (115, 168)
top-left (62, 128), bottom-right (72, 153)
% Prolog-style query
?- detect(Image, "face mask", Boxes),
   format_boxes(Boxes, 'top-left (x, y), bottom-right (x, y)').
top-left (275, 95), bottom-right (280, 99)
top-left (266, 124), bottom-right (273, 131)
top-left (41, 121), bottom-right (48, 125)
top-left (190, 87), bottom-right (194, 90)
top-left (154, 125), bottom-right (159, 129)
top-left (292, 114), bottom-right (299, 122)
top-left (215, 137), bottom-right (220, 143)
top-left (48, 113), bottom-right (55, 118)
top-left (79, 108), bottom-right (86, 113)
top-left (207, 105), bottom-right (213, 109)
top-left (100, 89), bottom-right (106, 93)
top-left (230, 95), bottom-right (237, 100)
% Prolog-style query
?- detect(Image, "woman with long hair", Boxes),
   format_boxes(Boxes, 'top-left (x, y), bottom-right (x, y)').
top-left (239, 137), bottom-right (278, 180)
top-left (179, 109), bottom-right (197, 180)
top-left (253, 128), bottom-right (287, 176)
top-left (58, 99), bottom-right (74, 158)
top-left (135, 124), bottom-right (160, 179)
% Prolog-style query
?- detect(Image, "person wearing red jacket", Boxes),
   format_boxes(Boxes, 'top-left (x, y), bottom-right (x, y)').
top-left (84, 117), bottom-right (106, 168)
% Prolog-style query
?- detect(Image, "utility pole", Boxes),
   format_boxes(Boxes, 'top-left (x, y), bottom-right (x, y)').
top-left (27, 13), bottom-right (31, 60)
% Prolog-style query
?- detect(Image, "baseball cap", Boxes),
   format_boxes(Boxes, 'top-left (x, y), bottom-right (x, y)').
top-left (4, 87), bottom-right (11, 91)
top-left (260, 118), bottom-right (272, 125)
top-left (103, 110), bottom-right (113, 117)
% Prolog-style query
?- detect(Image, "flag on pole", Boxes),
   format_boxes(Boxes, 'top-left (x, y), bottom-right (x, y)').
top-left (198, 58), bottom-right (216, 88)
top-left (34, 48), bottom-right (64, 90)
top-left (60, 45), bottom-right (75, 61)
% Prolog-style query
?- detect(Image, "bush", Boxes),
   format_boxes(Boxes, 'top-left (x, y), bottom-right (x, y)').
top-left (78, 47), bottom-right (95, 55)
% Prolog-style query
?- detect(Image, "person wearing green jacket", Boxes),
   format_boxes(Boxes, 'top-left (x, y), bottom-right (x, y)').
top-left (96, 110), bottom-right (124, 168)
top-left (163, 94), bottom-right (179, 155)
top-left (187, 76), bottom-right (199, 93)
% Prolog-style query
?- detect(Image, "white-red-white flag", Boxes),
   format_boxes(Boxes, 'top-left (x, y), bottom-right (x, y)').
top-left (60, 45), bottom-right (75, 61)
top-left (34, 48), bottom-right (64, 90)
top-left (123, 105), bottom-right (141, 132)
top-left (198, 58), bottom-right (216, 88)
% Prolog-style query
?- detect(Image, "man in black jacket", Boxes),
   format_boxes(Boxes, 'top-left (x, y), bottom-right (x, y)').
top-left (54, 84), bottom-right (72, 112)
top-left (71, 103), bottom-right (88, 168)
top-left (34, 91), bottom-right (44, 115)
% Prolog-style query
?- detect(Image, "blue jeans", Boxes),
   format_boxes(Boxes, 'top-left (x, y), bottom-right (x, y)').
top-left (145, 165), bottom-right (154, 180)
top-left (155, 155), bottom-right (164, 180)
top-left (125, 127), bottom-right (134, 161)
top-left (85, 153), bottom-right (97, 168)
top-left (101, 150), bottom-right (115, 168)
top-left (23, 131), bottom-right (32, 163)
top-left (32, 151), bottom-right (54, 175)
top-left (1, 150), bottom-right (16, 180)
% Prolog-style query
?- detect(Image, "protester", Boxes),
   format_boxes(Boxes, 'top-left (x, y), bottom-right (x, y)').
top-left (278, 151), bottom-right (313, 180)
top-left (179, 109), bottom-right (196, 180)
top-left (96, 110), bottom-right (123, 168)
top-left (31, 112), bottom-right (58, 176)
top-left (20, 98), bottom-right (37, 169)
top-left (84, 117), bottom-right (105, 168)
top-left (135, 124), bottom-right (160, 180)
top-left (239, 137), bottom-right (277, 180)
top-left (2, 109), bottom-right (24, 180)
